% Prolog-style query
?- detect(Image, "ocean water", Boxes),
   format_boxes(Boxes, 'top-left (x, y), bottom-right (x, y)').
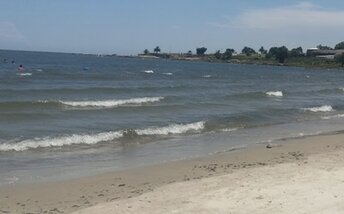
top-left (1, 49), bottom-right (344, 185)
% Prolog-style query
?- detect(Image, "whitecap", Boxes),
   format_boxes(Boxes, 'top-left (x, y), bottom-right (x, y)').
top-left (163, 72), bottom-right (173, 75)
top-left (220, 128), bottom-right (239, 132)
top-left (0, 131), bottom-right (123, 152)
top-left (143, 70), bottom-right (154, 74)
top-left (17, 73), bottom-right (32, 76)
top-left (136, 121), bottom-right (205, 135)
top-left (0, 121), bottom-right (205, 152)
top-left (59, 97), bottom-right (164, 108)
top-left (266, 91), bottom-right (283, 97)
top-left (322, 114), bottom-right (344, 120)
top-left (303, 105), bottom-right (334, 112)
top-left (203, 75), bottom-right (211, 78)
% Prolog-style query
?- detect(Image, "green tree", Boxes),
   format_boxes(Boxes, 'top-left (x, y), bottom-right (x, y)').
top-left (143, 49), bottom-right (149, 55)
top-left (214, 50), bottom-right (222, 59)
top-left (259, 46), bottom-right (267, 55)
top-left (154, 46), bottom-right (161, 54)
top-left (317, 44), bottom-right (332, 50)
top-left (335, 53), bottom-right (344, 67)
top-left (187, 50), bottom-right (192, 56)
top-left (196, 47), bottom-right (207, 55)
top-left (222, 48), bottom-right (235, 60)
top-left (241, 46), bottom-right (256, 56)
top-left (268, 46), bottom-right (289, 63)
top-left (289, 47), bottom-right (304, 57)
top-left (335, 41), bottom-right (344, 50)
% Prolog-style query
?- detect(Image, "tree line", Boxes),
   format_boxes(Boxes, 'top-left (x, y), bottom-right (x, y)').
top-left (143, 41), bottom-right (344, 66)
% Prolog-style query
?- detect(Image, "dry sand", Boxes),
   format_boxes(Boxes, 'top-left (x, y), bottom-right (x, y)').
top-left (1, 133), bottom-right (344, 213)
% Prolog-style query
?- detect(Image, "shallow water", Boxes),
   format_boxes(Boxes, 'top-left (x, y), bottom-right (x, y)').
top-left (1, 50), bottom-right (344, 185)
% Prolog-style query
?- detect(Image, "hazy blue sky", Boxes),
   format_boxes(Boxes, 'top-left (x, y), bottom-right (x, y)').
top-left (1, 1), bottom-right (344, 54)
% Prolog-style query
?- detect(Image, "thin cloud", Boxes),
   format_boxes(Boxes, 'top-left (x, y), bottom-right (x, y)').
top-left (0, 21), bottom-right (24, 40)
top-left (210, 2), bottom-right (344, 30)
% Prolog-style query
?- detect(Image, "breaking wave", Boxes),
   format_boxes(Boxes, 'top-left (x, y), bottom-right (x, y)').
top-left (143, 70), bottom-right (154, 74)
top-left (58, 97), bottom-right (164, 108)
top-left (0, 121), bottom-right (205, 152)
top-left (0, 131), bottom-right (124, 152)
top-left (322, 114), bottom-right (344, 120)
top-left (17, 73), bottom-right (32, 76)
top-left (266, 91), bottom-right (283, 97)
top-left (303, 105), bottom-right (334, 112)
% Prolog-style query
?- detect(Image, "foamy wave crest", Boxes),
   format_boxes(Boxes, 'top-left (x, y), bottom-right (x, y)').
top-left (0, 121), bottom-right (205, 152)
top-left (322, 114), bottom-right (344, 120)
top-left (17, 73), bottom-right (32, 76)
top-left (203, 75), bottom-right (211, 78)
top-left (0, 131), bottom-right (123, 152)
top-left (266, 91), bottom-right (283, 97)
top-left (59, 97), bottom-right (164, 107)
top-left (220, 128), bottom-right (239, 132)
top-left (136, 121), bottom-right (205, 135)
top-left (303, 105), bottom-right (334, 112)
top-left (143, 70), bottom-right (154, 74)
top-left (163, 72), bottom-right (173, 75)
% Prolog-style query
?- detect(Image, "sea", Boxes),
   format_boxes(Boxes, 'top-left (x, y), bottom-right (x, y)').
top-left (1, 49), bottom-right (344, 186)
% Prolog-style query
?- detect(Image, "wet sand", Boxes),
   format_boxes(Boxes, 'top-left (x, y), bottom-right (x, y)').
top-left (1, 133), bottom-right (344, 213)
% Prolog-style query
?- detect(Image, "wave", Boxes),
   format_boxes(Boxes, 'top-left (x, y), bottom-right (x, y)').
top-left (0, 131), bottom-right (123, 152)
top-left (136, 121), bottom-right (205, 135)
top-left (0, 121), bottom-right (205, 152)
top-left (266, 91), bottom-right (283, 97)
top-left (322, 114), bottom-right (344, 120)
top-left (203, 75), bottom-right (211, 78)
top-left (226, 91), bottom-right (283, 100)
top-left (0, 85), bottom-right (189, 94)
top-left (303, 105), bottom-right (334, 113)
top-left (163, 72), bottom-right (173, 75)
top-left (220, 128), bottom-right (239, 132)
top-left (58, 97), bottom-right (164, 108)
top-left (17, 73), bottom-right (32, 76)
top-left (313, 87), bottom-right (344, 94)
top-left (143, 70), bottom-right (154, 74)
top-left (0, 97), bottom-right (165, 110)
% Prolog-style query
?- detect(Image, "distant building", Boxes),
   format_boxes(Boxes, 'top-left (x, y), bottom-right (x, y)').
top-left (306, 48), bottom-right (344, 59)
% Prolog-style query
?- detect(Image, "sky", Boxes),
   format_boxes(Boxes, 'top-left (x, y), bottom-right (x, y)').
top-left (0, 0), bottom-right (344, 55)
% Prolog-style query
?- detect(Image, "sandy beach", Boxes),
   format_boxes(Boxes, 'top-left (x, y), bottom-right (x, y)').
top-left (0, 133), bottom-right (344, 213)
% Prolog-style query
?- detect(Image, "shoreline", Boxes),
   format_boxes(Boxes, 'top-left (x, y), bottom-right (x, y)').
top-left (133, 54), bottom-right (344, 70)
top-left (1, 133), bottom-right (344, 213)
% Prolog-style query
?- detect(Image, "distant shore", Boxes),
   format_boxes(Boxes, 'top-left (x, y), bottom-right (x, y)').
top-left (2, 132), bottom-right (344, 213)
top-left (130, 53), bottom-right (344, 70)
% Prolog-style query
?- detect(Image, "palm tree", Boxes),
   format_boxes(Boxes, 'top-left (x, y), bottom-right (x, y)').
top-left (154, 46), bottom-right (161, 54)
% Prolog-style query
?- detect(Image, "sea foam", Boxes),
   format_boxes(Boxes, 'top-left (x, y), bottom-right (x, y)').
top-left (0, 131), bottom-right (123, 152)
top-left (17, 73), bottom-right (32, 76)
top-left (59, 97), bottom-right (164, 108)
top-left (0, 121), bottom-right (205, 152)
top-left (303, 105), bottom-right (334, 112)
top-left (136, 121), bottom-right (205, 135)
top-left (143, 70), bottom-right (154, 74)
top-left (266, 91), bottom-right (283, 97)
top-left (322, 114), bottom-right (344, 120)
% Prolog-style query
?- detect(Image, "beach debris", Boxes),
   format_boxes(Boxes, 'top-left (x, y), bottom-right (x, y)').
top-left (266, 143), bottom-right (280, 149)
